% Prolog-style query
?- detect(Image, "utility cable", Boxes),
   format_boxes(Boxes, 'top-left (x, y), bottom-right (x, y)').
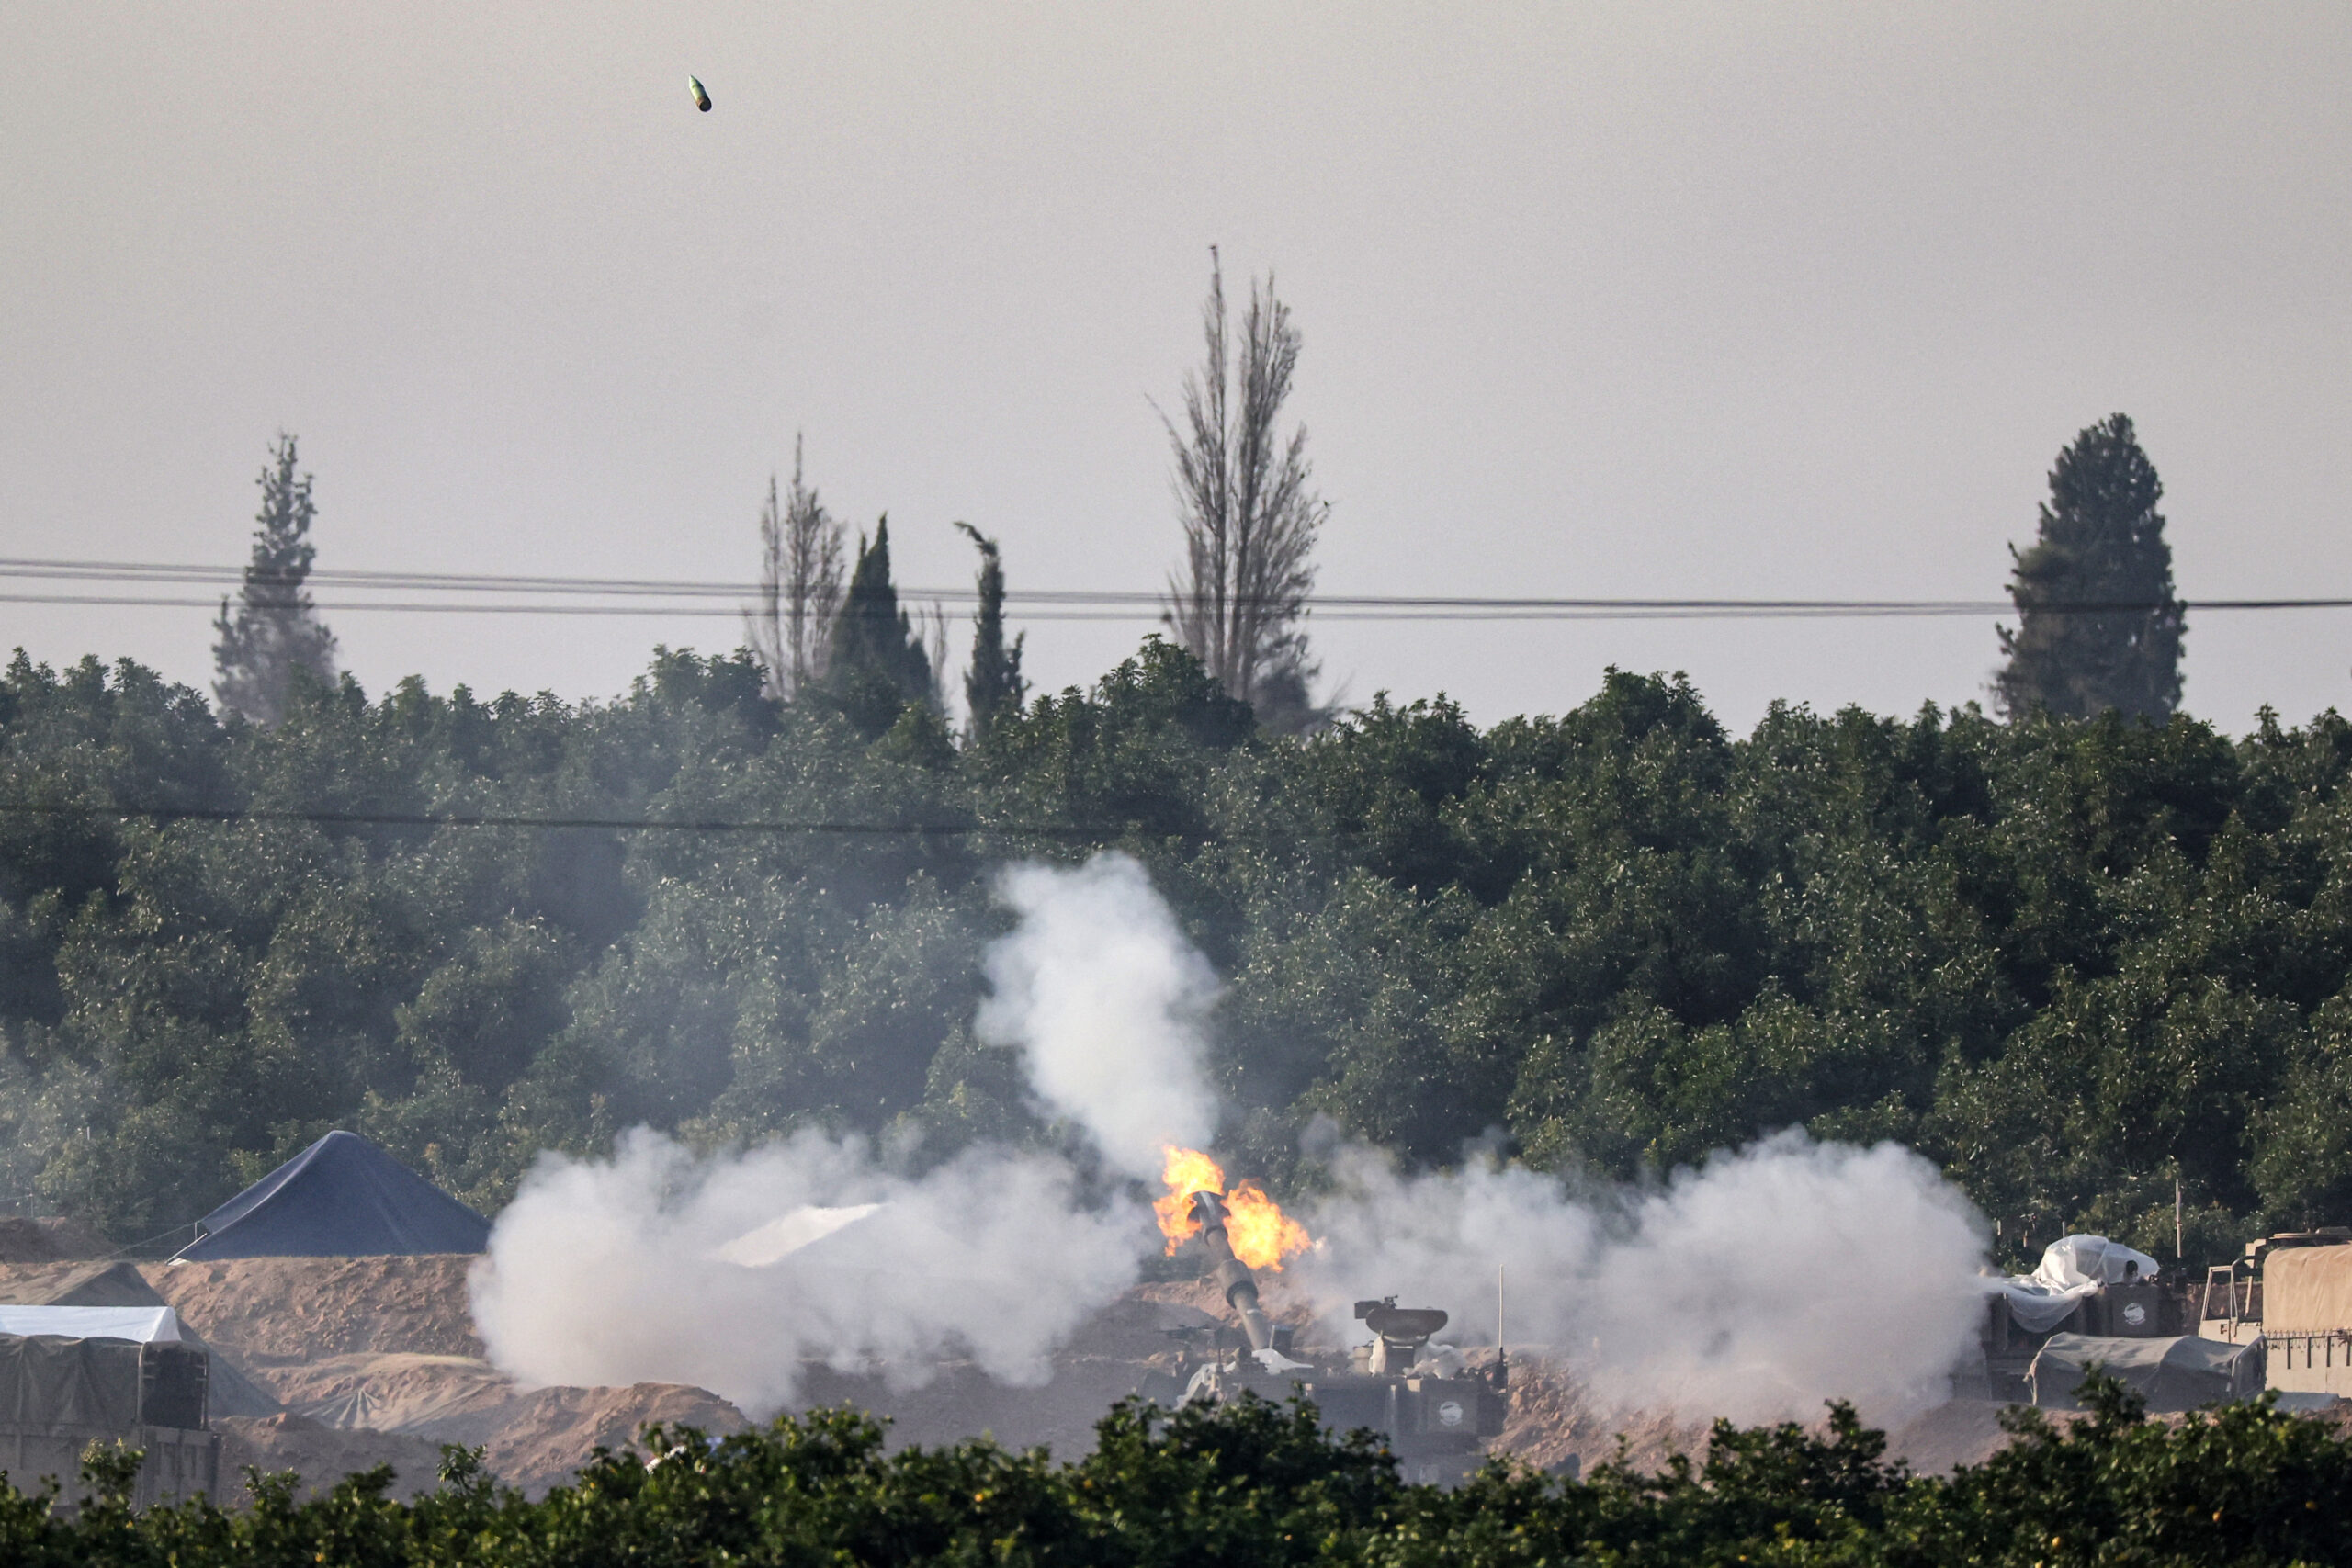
top-left (0, 801), bottom-right (1179, 839)
top-left (0, 557), bottom-right (2338, 618)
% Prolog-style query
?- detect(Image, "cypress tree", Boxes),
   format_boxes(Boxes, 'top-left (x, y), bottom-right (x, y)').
top-left (956, 522), bottom-right (1026, 743)
top-left (822, 517), bottom-right (934, 738)
top-left (1994, 413), bottom-right (2186, 721)
top-left (212, 433), bottom-right (339, 727)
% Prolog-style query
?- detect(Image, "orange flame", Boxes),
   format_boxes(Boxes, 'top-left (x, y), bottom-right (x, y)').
top-left (1221, 1179), bottom-right (1312, 1271)
top-left (1152, 1145), bottom-right (1313, 1271)
top-left (1153, 1145), bottom-right (1224, 1253)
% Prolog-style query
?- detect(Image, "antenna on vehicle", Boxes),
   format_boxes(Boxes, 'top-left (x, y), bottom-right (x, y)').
top-left (1496, 1265), bottom-right (1508, 1387)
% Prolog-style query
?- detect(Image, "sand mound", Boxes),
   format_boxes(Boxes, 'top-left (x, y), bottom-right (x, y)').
top-left (143, 1255), bottom-right (483, 1363)
top-left (1485, 1353), bottom-right (1708, 1476)
top-left (1482, 1356), bottom-right (2036, 1480)
top-left (241, 1346), bottom-right (749, 1499)
top-left (1885, 1400), bottom-right (2018, 1474)
top-left (797, 1354), bottom-right (1165, 1460)
top-left (49, 1250), bottom-right (2051, 1498)
top-left (1128, 1275), bottom-right (1317, 1330)
top-left (0, 1260), bottom-right (167, 1306)
top-left (264, 1352), bottom-right (514, 1431)
top-left (457, 1383), bottom-right (750, 1496)
top-left (215, 1413), bottom-right (448, 1504)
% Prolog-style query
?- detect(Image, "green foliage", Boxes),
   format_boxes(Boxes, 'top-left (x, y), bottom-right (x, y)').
top-left (0, 1384), bottom-right (2344, 1563)
top-left (956, 522), bottom-right (1028, 745)
top-left (211, 433), bottom-right (339, 728)
top-left (10, 636), bottom-right (2352, 1264)
top-left (1995, 413), bottom-right (2187, 722)
top-left (820, 517), bottom-right (934, 739)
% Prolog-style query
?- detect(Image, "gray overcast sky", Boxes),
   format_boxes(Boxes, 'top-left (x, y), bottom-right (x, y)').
top-left (4, 3), bottom-right (2347, 734)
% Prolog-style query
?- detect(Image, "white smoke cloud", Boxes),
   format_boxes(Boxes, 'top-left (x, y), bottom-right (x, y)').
top-left (471, 852), bottom-right (1218, 1413)
top-left (470, 1128), bottom-right (1144, 1415)
top-left (476, 854), bottom-right (1996, 1432)
top-left (1298, 1130), bottom-right (1989, 1427)
top-left (976, 852), bottom-right (1221, 1177)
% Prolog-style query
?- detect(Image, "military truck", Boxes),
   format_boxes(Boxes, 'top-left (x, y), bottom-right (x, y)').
top-left (0, 1327), bottom-right (217, 1506)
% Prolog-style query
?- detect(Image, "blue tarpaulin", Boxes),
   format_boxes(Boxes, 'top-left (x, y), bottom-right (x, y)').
top-left (173, 1131), bottom-right (490, 1260)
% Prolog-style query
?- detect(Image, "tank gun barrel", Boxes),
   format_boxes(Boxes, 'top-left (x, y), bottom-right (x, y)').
top-left (1189, 1190), bottom-right (1276, 1353)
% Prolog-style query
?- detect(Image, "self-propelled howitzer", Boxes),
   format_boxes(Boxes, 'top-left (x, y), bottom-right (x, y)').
top-left (1192, 1190), bottom-right (1280, 1357)
top-left (1161, 1189), bottom-right (1510, 1486)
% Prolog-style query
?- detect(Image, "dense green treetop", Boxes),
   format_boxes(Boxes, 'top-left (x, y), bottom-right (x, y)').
top-left (957, 522), bottom-right (1027, 745)
top-left (1995, 414), bottom-right (2187, 722)
top-left (6, 1380), bottom-right (2350, 1565)
top-left (0, 637), bottom-right (2349, 1269)
top-left (818, 518), bottom-right (934, 739)
top-left (210, 434), bottom-right (340, 728)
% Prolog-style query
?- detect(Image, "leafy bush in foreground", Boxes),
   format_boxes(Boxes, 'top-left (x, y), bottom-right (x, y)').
top-left (2, 1382), bottom-right (2346, 1566)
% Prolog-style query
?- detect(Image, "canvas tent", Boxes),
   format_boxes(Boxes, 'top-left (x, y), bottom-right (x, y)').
top-left (2029, 1332), bottom-right (2264, 1411)
top-left (173, 1130), bottom-right (489, 1261)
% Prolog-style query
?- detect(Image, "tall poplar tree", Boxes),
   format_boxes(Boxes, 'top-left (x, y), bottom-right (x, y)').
top-left (821, 517), bottom-right (934, 738)
top-left (1160, 251), bottom-right (1329, 733)
top-left (744, 435), bottom-right (845, 702)
top-left (1994, 414), bottom-right (2186, 721)
top-left (956, 522), bottom-right (1026, 743)
top-left (212, 434), bottom-right (338, 727)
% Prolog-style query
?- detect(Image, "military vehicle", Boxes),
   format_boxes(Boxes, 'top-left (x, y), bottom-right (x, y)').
top-left (1157, 1190), bottom-right (1510, 1485)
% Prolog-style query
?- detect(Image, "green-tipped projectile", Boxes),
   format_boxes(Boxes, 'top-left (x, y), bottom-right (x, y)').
top-left (688, 75), bottom-right (712, 113)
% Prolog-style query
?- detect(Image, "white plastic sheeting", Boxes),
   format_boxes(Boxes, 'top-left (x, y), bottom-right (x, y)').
top-left (1986, 1235), bottom-right (2164, 1335)
top-left (0, 1305), bottom-right (184, 1343)
top-left (712, 1203), bottom-right (885, 1268)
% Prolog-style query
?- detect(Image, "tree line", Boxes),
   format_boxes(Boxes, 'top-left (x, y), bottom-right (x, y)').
top-left (78, 257), bottom-right (2226, 1261)
top-left (13, 1382), bottom-right (2352, 1565)
top-left (4, 617), bottom-right (2350, 1264)
top-left (214, 268), bottom-right (2193, 756)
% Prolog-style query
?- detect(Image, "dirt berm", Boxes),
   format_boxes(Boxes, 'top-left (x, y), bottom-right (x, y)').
top-left (0, 1252), bottom-right (2038, 1497)
top-left (145, 1256), bottom-right (486, 1361)
top-left (141, 1257), bottom-right (747, 1498)
top-left (0, 1255), bottom-right (747, 1500)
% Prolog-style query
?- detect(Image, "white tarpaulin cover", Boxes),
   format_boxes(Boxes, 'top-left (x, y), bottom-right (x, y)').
top-left (1986, 1235), bottom-right (2164, 1335)
top-left (0, 1305), bottom-right (183, 1344)
top-left (714, 1204), bottom-right (885, 1269)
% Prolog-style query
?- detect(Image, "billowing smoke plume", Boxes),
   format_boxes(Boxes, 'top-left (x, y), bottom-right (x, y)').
top-left (476, 849), bottom-right (1994, 1429)
top-left (1297, 1132), bottom-right (1989, 1426)
top-left (976, 853), bottom-right (1220, 1177)
top-left (471, 852), bottom-right (1215, 1411)
top-left (470, 1128), bottom-right (1143, 1415)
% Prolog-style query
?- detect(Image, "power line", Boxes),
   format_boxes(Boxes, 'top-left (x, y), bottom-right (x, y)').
top-left (0, 557), bottom-right (2340, 620)
top-left (0, 801), bottom-right (1153, 838)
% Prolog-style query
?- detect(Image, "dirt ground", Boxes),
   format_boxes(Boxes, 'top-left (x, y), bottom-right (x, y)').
top-left (0, 1249), bottom-right (2223, 1501)
top-left (141, 1255), bottom-right (486, 1362)
top-left (215, 1414), bottom-right (450, 1505)
top-left (0, 1253), bottom-right (749, 1499)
